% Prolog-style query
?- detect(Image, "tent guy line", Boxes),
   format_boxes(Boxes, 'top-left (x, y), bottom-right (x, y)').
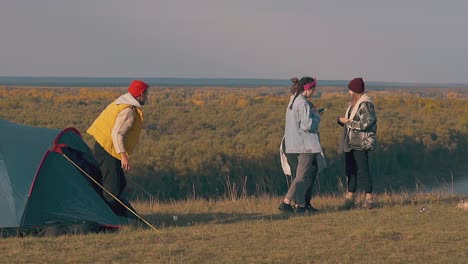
top-left (61, 153), bottom-right (161, 234)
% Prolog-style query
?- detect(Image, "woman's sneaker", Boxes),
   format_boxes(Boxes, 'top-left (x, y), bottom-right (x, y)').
top-left (304, 204), bottom-right (318, 213)
top-left (362, 199), bottom-right (375, 209)
top-left (278, 202), bottom-right (294, 213)
top-left (294, 206), bottom-right (307, 214)
top-left (340, 199), bottom-right (356, 210)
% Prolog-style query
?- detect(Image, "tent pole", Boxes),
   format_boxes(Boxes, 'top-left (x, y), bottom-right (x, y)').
top-left (61, 154), bottom-right (161, 234)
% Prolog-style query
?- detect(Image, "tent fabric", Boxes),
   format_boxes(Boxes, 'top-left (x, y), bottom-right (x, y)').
top-left (0, 120), bottom-right (122, 230)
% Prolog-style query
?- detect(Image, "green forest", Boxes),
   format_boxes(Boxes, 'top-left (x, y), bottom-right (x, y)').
top-left (1, 85), bottom-right (467, 200)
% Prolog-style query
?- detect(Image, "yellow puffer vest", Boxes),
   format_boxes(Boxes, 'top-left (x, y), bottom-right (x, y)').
top-left (87, 103), bottom-right (143, 160)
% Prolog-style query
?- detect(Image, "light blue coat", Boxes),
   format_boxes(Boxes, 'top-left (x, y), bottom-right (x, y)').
top-left (284, 94), bottom-right (323, 154)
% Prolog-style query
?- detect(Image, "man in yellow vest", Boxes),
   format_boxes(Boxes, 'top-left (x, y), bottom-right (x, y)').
top-left (87, 80), bottom-right (149, 217)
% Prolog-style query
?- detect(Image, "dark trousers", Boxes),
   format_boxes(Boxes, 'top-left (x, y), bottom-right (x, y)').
top-left (345, 150), bottom-right (372, 193)
top-left (285, 153), bottom-right (318, 205)
top-left (93, 142), bottom-right (129, 216)
top-left (304, 156), bottom-right (318, 204)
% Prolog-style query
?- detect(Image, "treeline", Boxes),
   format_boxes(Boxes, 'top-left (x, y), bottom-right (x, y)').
top-left (1, 86), bottom-right (467, 200)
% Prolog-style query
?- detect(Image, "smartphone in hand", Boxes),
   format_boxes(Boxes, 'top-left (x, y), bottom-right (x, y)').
top-left (318, 108), bottom-right (327, 114)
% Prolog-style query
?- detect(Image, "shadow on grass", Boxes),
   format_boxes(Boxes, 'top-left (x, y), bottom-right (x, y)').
top-left (130, 193), bottom-right (466, 230)
top-left (135, 205), bottom-right (400, 230)
top-left (316, 192), bottom-right (465, 212)
top-left (136, 212), bottom-right (294, 229)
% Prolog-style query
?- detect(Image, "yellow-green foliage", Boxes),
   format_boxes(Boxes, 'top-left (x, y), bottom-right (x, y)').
top-left (0, 86), bottom-right (467, 199)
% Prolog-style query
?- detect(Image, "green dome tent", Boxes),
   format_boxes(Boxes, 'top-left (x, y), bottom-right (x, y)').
top-left (0, 120), bottom-right (123, 236)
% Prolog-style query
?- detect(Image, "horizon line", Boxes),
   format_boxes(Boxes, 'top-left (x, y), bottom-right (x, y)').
top-left (1, 76), bottom-right (468, 87)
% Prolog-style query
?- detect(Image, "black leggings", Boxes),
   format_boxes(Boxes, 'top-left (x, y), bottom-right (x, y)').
top-left (345, 150), bottom-right (372, 193)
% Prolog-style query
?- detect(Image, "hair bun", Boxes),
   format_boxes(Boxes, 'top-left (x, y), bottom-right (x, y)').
top-left (290, 77), bottom-right (299, 84)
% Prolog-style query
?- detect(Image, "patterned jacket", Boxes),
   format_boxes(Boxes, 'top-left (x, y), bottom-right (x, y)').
top-left (338, 93), bottom-right (377, 152)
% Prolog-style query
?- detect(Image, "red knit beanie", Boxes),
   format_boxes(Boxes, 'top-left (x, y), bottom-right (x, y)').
top-left (128, 80), bottom-right (149, 98)
top-left (347, 78), bottom-right (365, 94)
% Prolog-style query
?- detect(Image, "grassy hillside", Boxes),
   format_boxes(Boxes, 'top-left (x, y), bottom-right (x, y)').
top-left (1, 193), bottom-right (467, 263)
top-left (0, 85), bottom-right (467, 199)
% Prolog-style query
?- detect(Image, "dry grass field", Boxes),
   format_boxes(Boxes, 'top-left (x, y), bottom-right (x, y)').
top-left (1, 192), bottom-right (467, 263)
top-left (1, 85), bottom-right (467, 263)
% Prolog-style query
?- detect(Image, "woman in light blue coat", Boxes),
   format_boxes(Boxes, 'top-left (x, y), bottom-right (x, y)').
top-left (279, 77), bottom-right (323, 213)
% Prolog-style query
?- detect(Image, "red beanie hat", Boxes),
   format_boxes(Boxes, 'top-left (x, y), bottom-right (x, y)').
top-left (128, 80), bottom-right (149, 98)
top-left (348, 78), bottom-right (365, 94)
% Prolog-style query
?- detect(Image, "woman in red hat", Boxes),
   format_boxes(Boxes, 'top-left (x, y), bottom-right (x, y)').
top-left (337, 78), bottom-right (377, 209)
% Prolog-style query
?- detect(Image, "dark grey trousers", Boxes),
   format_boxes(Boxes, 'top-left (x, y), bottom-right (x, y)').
top-left (284, 153), bottom-right (318, 205)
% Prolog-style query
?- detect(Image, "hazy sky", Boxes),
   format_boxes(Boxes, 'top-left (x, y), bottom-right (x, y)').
top-left (1, 0), bottom-right (467, 83)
